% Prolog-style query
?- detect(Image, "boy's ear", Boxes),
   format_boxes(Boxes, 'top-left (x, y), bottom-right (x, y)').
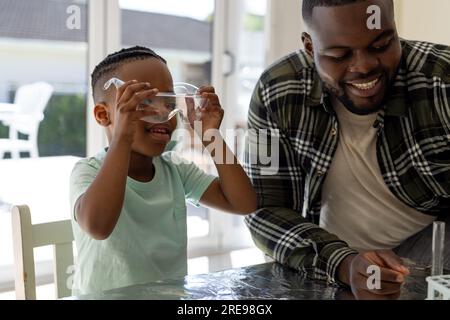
top-left (93, 103), bottom-right (111, 127)
top-left (302, 32), bottom-right (314, 58)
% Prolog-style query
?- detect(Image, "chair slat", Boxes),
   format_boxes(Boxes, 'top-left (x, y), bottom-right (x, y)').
top-left (11, 205), bottom-right (37, 300)
top-left (53, 242), bottom-right (74, 298)
top-left (33, 220), bottom-right (73, 247)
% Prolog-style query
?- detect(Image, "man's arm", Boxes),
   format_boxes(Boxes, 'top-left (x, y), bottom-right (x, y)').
top-left (244, 79), bottom-right (357, 284)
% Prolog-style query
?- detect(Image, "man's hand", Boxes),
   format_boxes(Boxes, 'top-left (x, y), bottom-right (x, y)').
top-left (338, 250), bottom-right (410, 300)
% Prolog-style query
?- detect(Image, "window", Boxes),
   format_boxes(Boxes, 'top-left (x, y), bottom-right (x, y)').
top-left (206, 0), bottom-right (268, 252)
top-left (119, 0), bottom-right (215, 242)
top-left (0, 0), bottom-right (88, 296)
top-left (0, 1), bottom-right (270, 297)
top-left (234, 0), bottom-right (267, 129)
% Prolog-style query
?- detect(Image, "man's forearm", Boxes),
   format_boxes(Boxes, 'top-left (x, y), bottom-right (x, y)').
top-left (246, 207), bottom-right (358, 284)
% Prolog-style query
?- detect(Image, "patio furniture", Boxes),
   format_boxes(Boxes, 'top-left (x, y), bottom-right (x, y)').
top-left (11, 205), bottom-right (74, 299)
top-left (0, 82), bottom-right (53, 158)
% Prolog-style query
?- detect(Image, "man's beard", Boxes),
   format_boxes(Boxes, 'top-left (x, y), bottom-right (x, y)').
top-left (323, 83), bottom-right (384, 116)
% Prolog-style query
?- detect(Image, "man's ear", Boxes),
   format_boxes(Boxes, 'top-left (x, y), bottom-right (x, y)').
top-left (302, 32), bottom-right (314, 58)
top-left (93, 103), bottom-right (111, 127)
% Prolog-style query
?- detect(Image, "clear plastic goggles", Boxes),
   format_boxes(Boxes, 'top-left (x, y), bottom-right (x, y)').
top-left (103, 78), bottom-right (204, 124)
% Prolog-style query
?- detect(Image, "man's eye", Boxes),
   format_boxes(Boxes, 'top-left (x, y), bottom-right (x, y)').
top-left (327, 53), bottom-right (350, 62)
top-left (372, 40), bottom-right (392, 52)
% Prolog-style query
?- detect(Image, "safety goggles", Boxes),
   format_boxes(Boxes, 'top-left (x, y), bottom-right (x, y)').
top-left (103, 77), bottom-right (204, 124)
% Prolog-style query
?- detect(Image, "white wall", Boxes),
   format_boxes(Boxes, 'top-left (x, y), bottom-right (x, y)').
top-left (395, 0), bottom-right (450, 46)
top-left (265, 0), bottom-right (304, 65)
top-left (264, 0), bottom-right (450, 67)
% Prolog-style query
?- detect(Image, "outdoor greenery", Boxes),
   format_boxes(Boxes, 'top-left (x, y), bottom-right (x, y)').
top-left (244, 14), bottom-right (264, 32)
top-left (0, 94), bottom-right (87, 158)
top-left (0, 123), bottom-right (7, 138)
top-left (39, 94), bottom-right (87, 157)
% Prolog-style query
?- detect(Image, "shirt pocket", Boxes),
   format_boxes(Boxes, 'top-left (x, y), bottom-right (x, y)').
top-left (173, 203), bottom-right (187, 221)
top-left (419, 151), bottom-right (450, 197)
top-left (173, 204), bottom-right (187, 247)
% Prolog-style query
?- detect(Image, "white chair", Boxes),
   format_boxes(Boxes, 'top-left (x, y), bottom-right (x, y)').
top-left (11, 205), bottom-right (74, 300)
top-left (0, 82), bottom-right (53, 159)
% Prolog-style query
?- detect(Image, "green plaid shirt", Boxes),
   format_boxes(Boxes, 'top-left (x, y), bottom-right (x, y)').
top-left (244, 40), bottom-right (450, 285)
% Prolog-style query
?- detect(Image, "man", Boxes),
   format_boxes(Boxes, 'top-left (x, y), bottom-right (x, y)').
top-left (245, 0), bottom-right (450, 299)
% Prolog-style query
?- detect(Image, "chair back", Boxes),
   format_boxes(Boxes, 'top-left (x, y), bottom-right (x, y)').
top-left (13, 82), bottom-right (53, 133)
top-left (11, 205), bottom-right (74, 299)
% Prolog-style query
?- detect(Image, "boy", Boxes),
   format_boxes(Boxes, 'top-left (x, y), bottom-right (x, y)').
top-left (69, 46), bottom-right (257, 295)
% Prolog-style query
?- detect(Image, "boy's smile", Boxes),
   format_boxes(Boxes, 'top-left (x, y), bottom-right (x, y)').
top-left (144, 122), bottom-right (173, 143)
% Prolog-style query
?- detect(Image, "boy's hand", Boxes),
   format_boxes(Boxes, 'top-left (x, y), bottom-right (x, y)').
top-left (111, 80), bottom-right (160, 145)
top-left (187, 86), bottom-right (224, 139)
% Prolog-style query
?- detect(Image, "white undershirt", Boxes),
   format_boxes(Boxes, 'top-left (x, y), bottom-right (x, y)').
top-left (319, 101), bottom-right (436, 252)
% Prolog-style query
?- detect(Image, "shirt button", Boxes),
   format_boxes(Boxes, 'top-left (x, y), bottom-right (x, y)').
top-left (331, 128), bottom-right (337, 136)
top-left (317, 170), bottom-right (324, 177)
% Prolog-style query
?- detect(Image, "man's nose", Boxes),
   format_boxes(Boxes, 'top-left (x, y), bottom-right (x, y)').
top-left (347, 50), bottom-right (380, 75)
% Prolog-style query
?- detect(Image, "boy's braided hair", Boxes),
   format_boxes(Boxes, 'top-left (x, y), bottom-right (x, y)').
top-left (91, 46), bottom-right (166, 103)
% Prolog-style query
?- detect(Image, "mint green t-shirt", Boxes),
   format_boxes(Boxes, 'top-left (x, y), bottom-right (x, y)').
top-left (69, 150), bottom-right (215, 295)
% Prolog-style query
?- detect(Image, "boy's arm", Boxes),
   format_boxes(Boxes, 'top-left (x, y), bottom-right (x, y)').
top-left (199, 134), bottom-right (257, 214)
top-left (75, 139), bottom-right (131, 240)
top-left (192, 86), bottom-right (256, 215)
top-left (75, 80), bottom-right (161, 239)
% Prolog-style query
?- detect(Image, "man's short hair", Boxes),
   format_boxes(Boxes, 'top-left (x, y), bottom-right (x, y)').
top-left (302, 0), bottom-right (393, 26)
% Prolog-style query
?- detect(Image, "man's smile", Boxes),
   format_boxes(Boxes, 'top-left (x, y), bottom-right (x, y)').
top-left (345, 74), bottom-right (385, 98)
